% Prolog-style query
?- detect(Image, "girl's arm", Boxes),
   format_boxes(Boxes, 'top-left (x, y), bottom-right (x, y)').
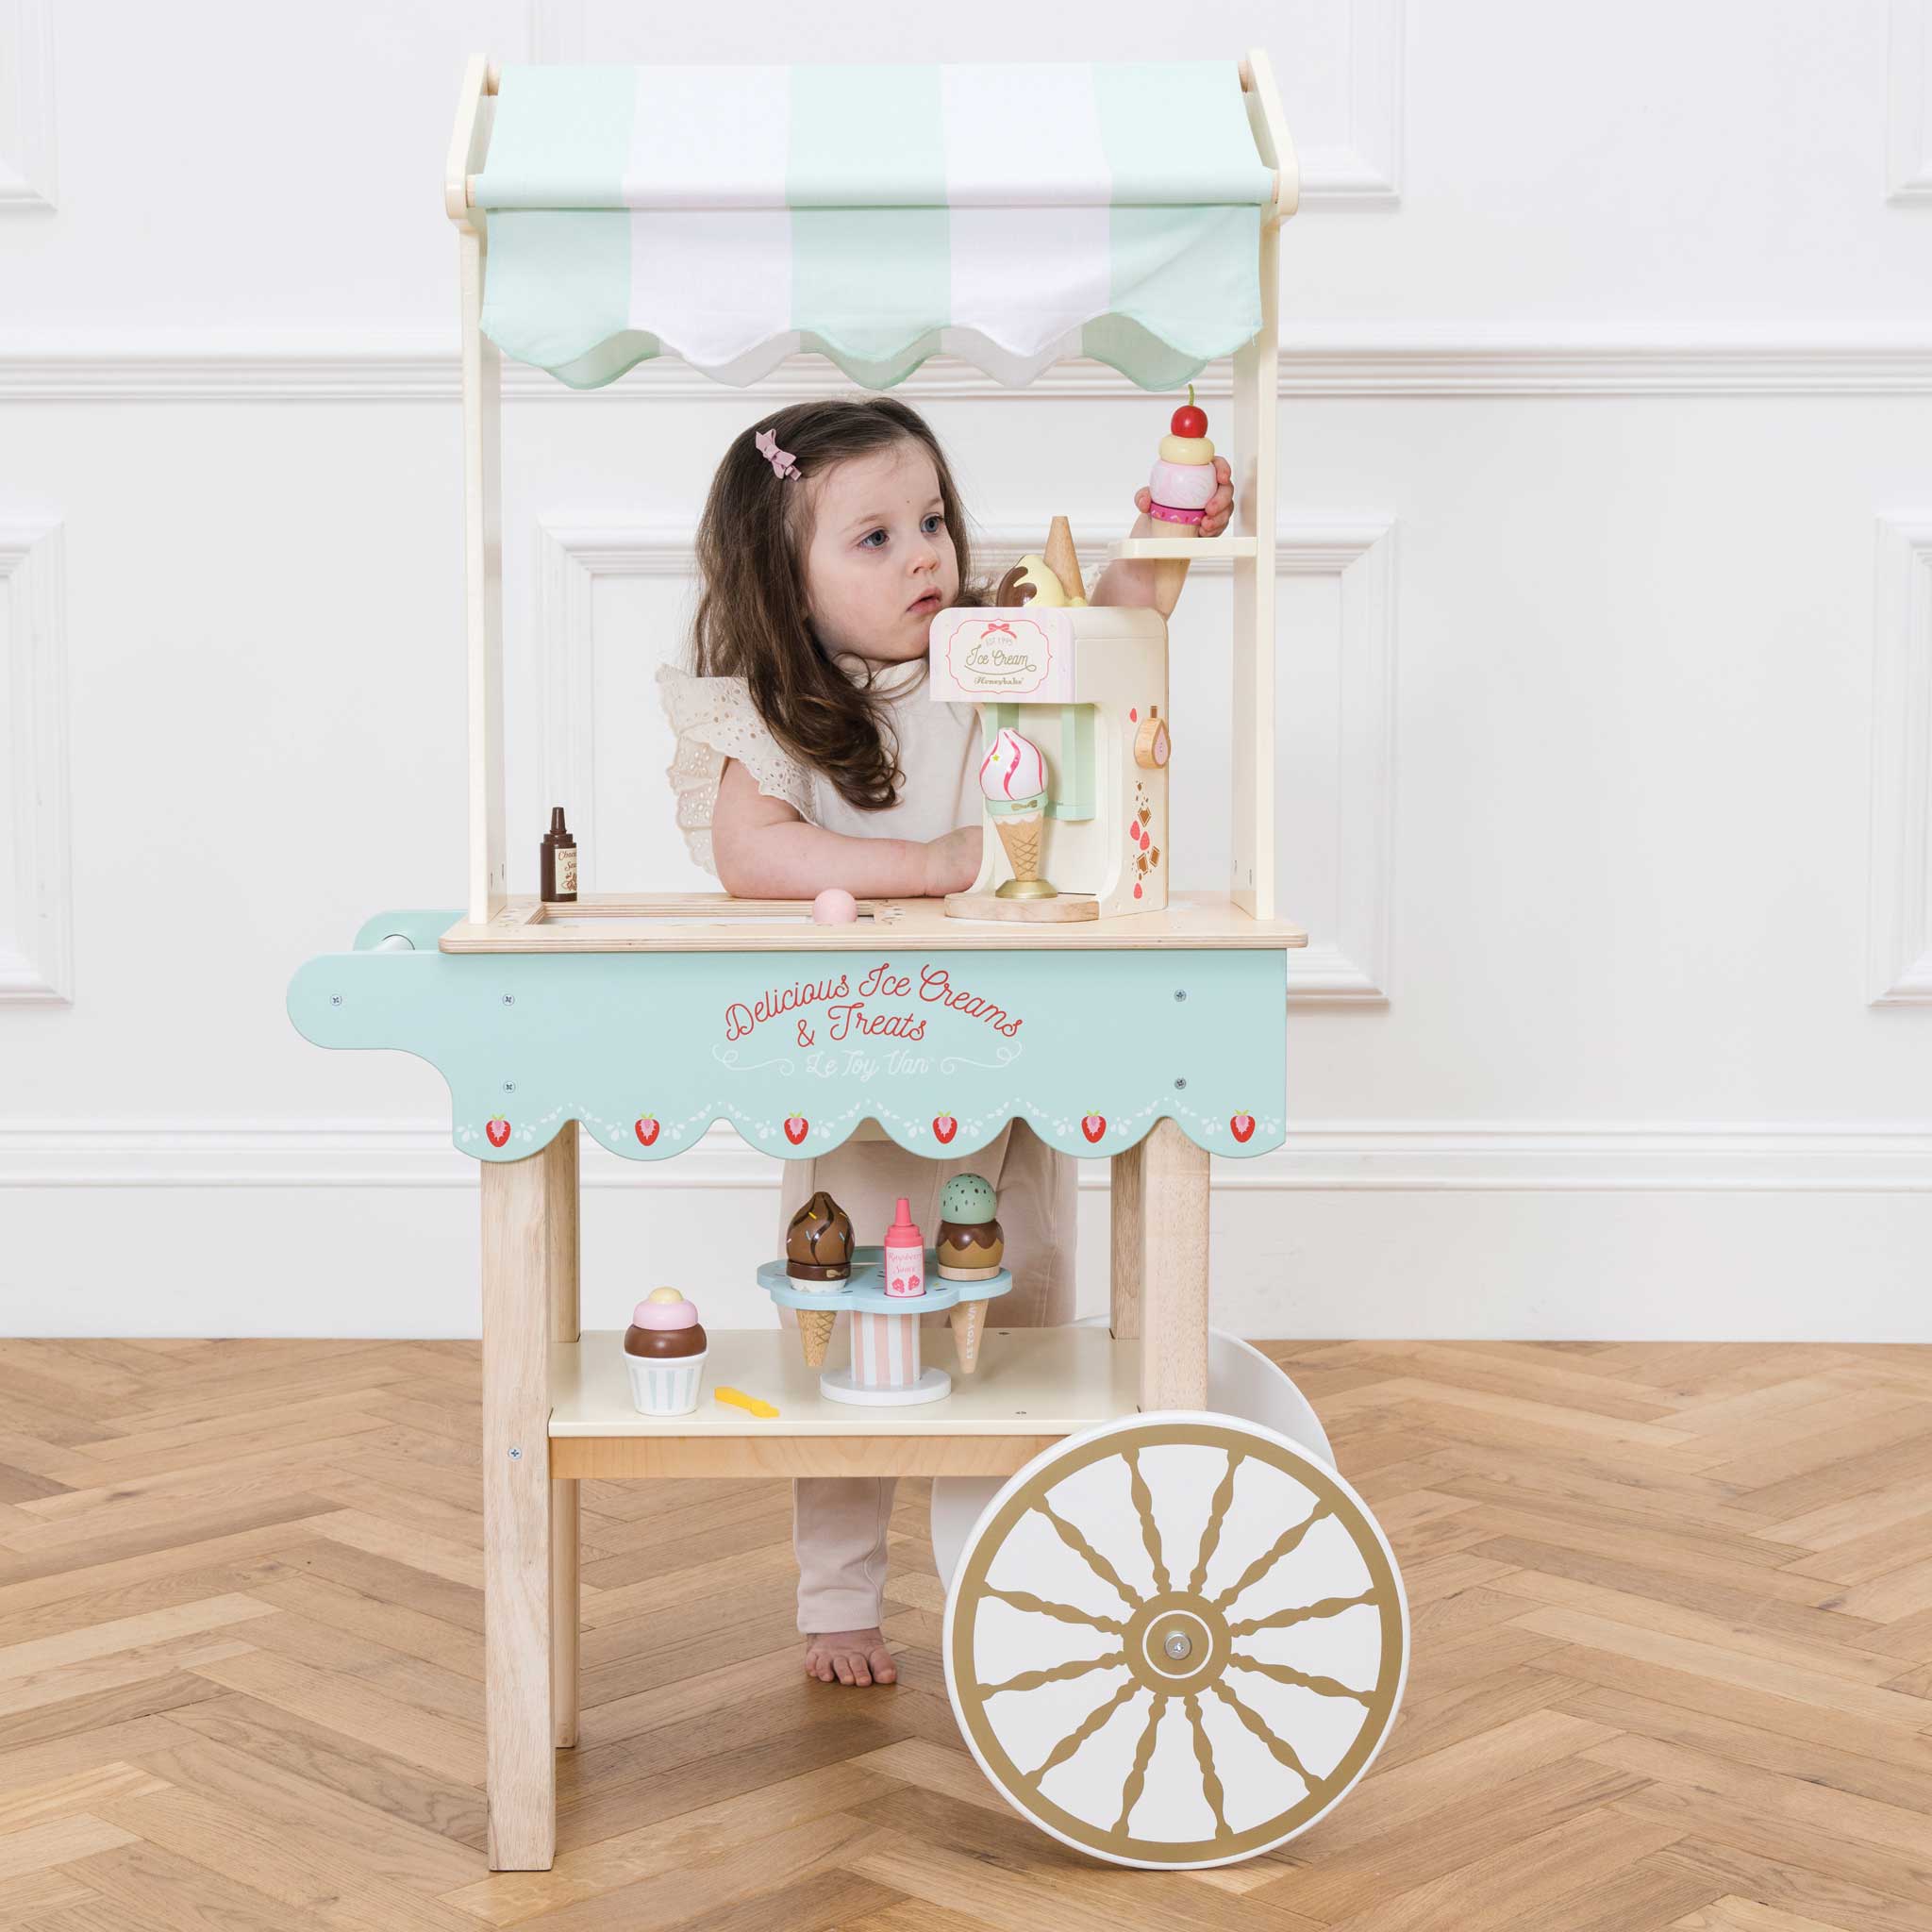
top-left (1090, 457), bottom-right (1235, 608)
top-left (710, 756), bottom-right (981, 900)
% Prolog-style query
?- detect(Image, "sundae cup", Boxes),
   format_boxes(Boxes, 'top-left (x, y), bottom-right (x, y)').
top-left (786, 1191), bottom-right (853, 1368)
top-left (978, 727), bottom-right (1056, 901)
top-left (1148, 384), bottom-right (1217, 534)
top-left (624, 1287), bottom-right (708, 1415)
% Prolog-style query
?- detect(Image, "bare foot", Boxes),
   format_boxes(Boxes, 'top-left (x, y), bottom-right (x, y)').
top-left (803, 1627), bottom-right (897, 1687)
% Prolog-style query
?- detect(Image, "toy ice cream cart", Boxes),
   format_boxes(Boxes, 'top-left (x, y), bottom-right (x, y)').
top-left (288, 52), bottom-right (1407, 1874)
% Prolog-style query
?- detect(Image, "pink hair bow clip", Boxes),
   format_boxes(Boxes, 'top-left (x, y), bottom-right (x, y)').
top-left (754, 427), bottom-right (800, 481)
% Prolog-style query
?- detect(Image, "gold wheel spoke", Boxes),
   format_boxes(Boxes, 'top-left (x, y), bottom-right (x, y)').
top-left (1185, 1692), bottom-right (1231, 1840)
top-left (1210, 1679), bottom-right (1317, 1790)
top-left (1209, 1501), bottom-right (1332, 1611)
top-left (1026, 1677), bottom-right (1141, 1784)
top-left (1227, 1588), bottom-right (1375, 1639)
top-left (1124, 1448), bottom-right (1172, 1595)
top-left (1229, 1653), bottom-right (1372, 1704)
top-left (985, 1586), bottom-right (1127, 1635)
top-left (1112, 1691), bottom-right (1166, 1836)
top-left (980, 1650), bottom-right (1125, 1697)
top-left (1037, 1498), bottom-right (1142, 1610)
top-left (1187, 1448), bottom-right (1244, 1594)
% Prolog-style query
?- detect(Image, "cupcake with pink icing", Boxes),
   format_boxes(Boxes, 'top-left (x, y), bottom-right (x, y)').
top-left (624, 1287), bottom-right (708, 1415)
top-left (978, 727), bottom-right (1056, 901)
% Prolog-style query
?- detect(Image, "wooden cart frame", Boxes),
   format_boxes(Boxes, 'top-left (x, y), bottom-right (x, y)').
top-left (312, 52), bottom-right (1307, 1870)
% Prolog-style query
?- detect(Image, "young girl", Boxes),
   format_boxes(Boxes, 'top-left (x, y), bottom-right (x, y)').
top-left (658, 395), bottom-right (1233, 1689)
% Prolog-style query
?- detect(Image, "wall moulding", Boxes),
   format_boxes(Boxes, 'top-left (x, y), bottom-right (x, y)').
top-left (1889, 0), bottom-right (1932, 204)
top-left (5, 341), bottom-right (1932, 404)
top-left (1869, 516), bottom-right (1932, 1004)
top-left (0, 517), bottom-right (72, 1005)
top-left (0, 0), bottom-right (57, 212)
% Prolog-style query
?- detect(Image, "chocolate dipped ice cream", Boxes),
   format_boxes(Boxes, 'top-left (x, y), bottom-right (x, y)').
top-left (786, 1191), bottom-right (853, 1286)
top-left (936, 1173), bottom-right (1004, 1280)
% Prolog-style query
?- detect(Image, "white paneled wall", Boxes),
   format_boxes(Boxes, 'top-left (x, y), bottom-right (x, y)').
top-left (3, 0), bottom-right (1930, 1341)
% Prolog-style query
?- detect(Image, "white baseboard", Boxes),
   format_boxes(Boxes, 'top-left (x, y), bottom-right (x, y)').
top-left (4, 1118), bottom-right (1929, 1191)
top-left (8, 1121), bottom-right (1925, 1342)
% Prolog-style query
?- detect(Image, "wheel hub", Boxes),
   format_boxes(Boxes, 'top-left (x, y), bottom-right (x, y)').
top-left (1124, 1593), bottom-right (1229, 1697)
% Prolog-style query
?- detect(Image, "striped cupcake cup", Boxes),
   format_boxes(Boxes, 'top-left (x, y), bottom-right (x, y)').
top-left (625, 1349), bottom-right (708, 1416)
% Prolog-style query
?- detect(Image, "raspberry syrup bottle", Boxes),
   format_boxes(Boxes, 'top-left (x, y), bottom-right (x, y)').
top-left (883, 1197), bottom-right (925, 1297)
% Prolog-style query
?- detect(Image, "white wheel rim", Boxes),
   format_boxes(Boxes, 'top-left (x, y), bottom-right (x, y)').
top-left (943, 1413), bottom-right (1407, 1869)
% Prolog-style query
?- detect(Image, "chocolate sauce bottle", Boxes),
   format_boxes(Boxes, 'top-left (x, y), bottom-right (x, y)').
top-left (540, 807), bottom-right (577, 903)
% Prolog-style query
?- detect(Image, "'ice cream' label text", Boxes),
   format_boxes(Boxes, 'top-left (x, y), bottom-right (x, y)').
top-left (930, 613), bottom-right (1074, 702)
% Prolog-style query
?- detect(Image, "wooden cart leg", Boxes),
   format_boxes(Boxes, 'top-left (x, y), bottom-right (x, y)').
top-left (481, 1127), bottom-right (574, 1871)
top-left (1134, 1120), bottom-right (1209, 1410)
top-left (1109, 1139), bottom-right (1143, 1341)
top-left (547, 1123), bottom-right (580, 1751)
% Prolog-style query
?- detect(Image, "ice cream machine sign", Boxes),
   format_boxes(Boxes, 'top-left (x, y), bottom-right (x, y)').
top-left (932, 612), bottom-right (1074, 702)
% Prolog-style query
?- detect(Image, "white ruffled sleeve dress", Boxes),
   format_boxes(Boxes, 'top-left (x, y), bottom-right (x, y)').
top-left (657, 653), bottom-right (992, 868)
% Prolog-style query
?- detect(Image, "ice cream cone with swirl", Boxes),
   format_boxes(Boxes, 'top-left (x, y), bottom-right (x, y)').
top-left (979, 727), bottom-right (1056, 901)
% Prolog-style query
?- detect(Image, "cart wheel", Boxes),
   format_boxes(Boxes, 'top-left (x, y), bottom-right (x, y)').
top-left (942, 1412), bottom-right (1407, 1869)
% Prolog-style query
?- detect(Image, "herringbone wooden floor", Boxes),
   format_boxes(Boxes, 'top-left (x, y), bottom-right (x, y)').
top-left (1, 1338), bottom-right (1930, 1929)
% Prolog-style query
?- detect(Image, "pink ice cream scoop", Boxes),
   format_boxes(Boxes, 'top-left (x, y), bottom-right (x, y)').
top-left (979, 727), bottom-right (1047, 803)
top-left (1148, 458), bottom-right (1218, 515)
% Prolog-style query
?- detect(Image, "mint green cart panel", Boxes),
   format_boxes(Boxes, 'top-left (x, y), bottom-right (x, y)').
top-left (289, 911), bottom-right (1287, 1165)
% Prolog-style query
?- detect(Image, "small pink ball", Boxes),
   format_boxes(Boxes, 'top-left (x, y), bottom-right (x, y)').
top-left (811, 888), bottom-right (858, 924)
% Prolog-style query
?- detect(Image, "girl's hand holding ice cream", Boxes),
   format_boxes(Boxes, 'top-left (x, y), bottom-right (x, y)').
top-left (1091, 386), bottom-right (1235, 613)
top-left (1137, 457), bottom-right (1233, 538)
top-left (1138, 389), bottom-right (1234, 538)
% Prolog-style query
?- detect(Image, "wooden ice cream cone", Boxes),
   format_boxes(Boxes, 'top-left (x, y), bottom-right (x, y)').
top-left (992, 803), bottom-right (1054, 898)
top-left (952, 1300), bottom-right (988, 1374)
top-left (995, 808), bottom-right (1042, 877)
top-left (796, 1305), bottom-right (838, 1369)
top-left (1043, 516), bottom-right (1085, 603)
top-left (1151, 553), bottom-right (1191, 620)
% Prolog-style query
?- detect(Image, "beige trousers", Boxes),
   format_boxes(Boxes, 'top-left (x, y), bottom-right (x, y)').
top-left (775, 1120), bottom-right (1076, 1632)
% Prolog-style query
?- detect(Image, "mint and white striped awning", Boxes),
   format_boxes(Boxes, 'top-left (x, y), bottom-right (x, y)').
top-left (472, 62), bottom-right (1274, 391)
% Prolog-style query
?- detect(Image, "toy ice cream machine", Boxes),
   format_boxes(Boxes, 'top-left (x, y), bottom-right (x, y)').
top-left (929, 584), bottom-right (1169, 923)
top-left (927, 392), bottom-right (1215, 923)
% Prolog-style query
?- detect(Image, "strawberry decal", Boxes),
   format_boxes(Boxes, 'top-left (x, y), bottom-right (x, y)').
top-left (634, 1116), bottom-right (659, 1147)
top-left (932, 1113), bottom-right (958, 1145)
top-left (486, 1117), bottom-right (510, 1149)
top-left (1230, 1110), bottom-right (1256, 1144)
top-left (783, 1113), bottom-right (808, 1146)
top-left (1081, 1111), bottom-right (1106, 1145)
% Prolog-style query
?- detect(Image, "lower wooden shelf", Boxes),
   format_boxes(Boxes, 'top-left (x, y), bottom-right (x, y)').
top-left (548, 1325), bottom-right (1140, 1478)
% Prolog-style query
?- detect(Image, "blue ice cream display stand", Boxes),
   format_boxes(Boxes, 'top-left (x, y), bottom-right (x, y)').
top-left (288, 53), bottom-right (1408, 1874)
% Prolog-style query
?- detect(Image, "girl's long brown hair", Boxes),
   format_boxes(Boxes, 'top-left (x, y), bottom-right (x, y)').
top-left (689, 396), bottom-right (987, 813)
